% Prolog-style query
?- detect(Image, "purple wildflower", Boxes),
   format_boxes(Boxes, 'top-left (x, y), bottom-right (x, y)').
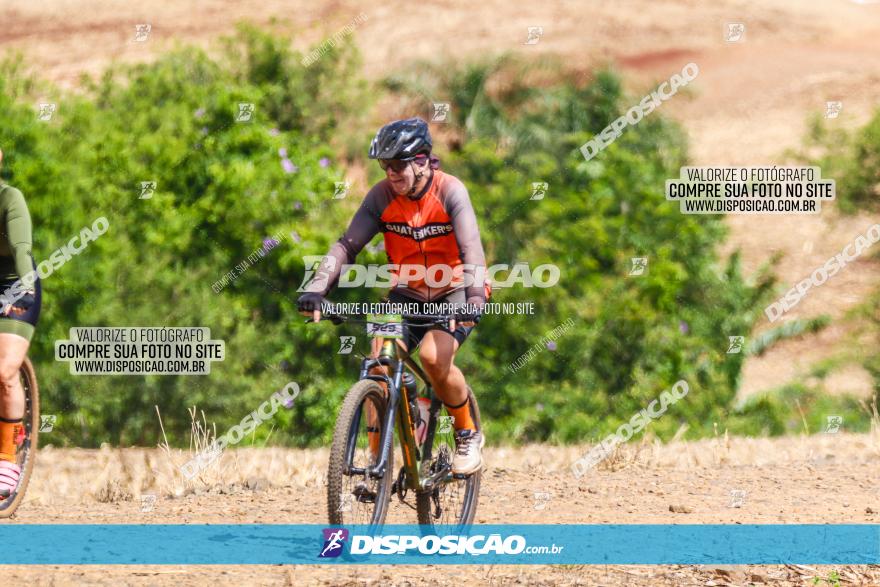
top-left (679, 320), bottom-right (689, 334)
top-left (546, 341), bottom-right (557, 351)
top-left (281, 158), bottom-right (298, 174)
top-left (278, 147), bottom-right (288, 158)
top-left (319, 157), bottom-right (331, 168)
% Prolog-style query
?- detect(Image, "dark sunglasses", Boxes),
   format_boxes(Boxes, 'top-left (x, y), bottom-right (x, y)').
top-left (378, 154), bottom-right (428, 173)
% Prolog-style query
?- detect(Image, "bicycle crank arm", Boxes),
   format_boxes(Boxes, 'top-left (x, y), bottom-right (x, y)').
top-left (420, 463), bottom-right (452, 491)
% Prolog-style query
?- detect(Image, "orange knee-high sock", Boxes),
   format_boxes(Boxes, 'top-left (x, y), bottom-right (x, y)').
top-left (0, 419), bottom-right (21, 462)
top-left (367, 426), bottom-right (381, 458)
top-left (444, 398), bottom-right (475, 432)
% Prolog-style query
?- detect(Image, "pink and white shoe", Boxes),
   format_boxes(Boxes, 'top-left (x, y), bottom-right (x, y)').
top-left (0, 461), bottom-right (21, 499)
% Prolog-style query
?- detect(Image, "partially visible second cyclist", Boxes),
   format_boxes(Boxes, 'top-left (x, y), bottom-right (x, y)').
top-left (298, 118), bottom-right (489, 474)
top-left (0, 148), bottom-right (41, 499)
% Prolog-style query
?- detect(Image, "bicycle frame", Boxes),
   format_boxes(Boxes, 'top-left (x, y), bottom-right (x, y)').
top-left (350, 335), bottom-right (449, 493)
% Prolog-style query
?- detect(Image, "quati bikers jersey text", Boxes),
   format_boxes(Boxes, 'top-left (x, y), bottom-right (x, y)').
top-left (307, 170), bottom-right (487, 303)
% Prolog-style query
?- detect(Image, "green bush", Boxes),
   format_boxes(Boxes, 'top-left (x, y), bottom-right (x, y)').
top-left (801, 110), bottom-right (880, 213)
top-left (0, 34), bottom-right (847, 447)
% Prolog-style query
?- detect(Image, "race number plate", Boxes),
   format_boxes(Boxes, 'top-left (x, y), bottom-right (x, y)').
top-left (366, 314), bottom-right (403, 339)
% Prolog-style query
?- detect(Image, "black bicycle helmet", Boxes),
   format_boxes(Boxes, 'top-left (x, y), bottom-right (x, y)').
top-left (368, 117), bottom-right (432, 160)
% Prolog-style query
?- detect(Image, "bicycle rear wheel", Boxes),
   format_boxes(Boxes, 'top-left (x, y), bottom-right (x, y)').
top-left (327, 379), bottom-right (394, 526)
top-left (416, 386), bottom-right (482, 527)
top-left (0, 357), bottom-right (39, 519)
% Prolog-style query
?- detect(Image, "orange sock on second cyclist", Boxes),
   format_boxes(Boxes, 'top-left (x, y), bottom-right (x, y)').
top-left (0, 418), bottom-right (22, 462)
top-left (444, 397), bottom-right (475, 432)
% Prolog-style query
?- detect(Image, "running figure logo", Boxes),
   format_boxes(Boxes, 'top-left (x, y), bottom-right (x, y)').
top-left (431, 103), bottom-right (451, 123)
top-left (824, 101), bottom-right (843, 119)
top-left (38, 103), bottom-right (56, 122)
top-left (338, 336), bottom-right (356, 355)
top-left (319, 528), bottom-right (349, 558)
top-left (524, 26), bottom-right (544, 45)
top-left (39, 415), bottom-right (56, 432)
top-left (727, 336), bottom-right (745, 354)
top-left (530, 182), bottom-right (548, 201)
top-left (629, 257), bottom-right (648, 276)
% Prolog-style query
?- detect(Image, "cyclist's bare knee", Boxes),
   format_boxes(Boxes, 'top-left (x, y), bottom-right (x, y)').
top-left (419, 333), bottom-right (456, 382)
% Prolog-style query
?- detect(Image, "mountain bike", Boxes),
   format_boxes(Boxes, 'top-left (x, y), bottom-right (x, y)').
top-left (0, 357), bottom-right (39, 518)
top-left (313, 310), bottom-right (482, 528)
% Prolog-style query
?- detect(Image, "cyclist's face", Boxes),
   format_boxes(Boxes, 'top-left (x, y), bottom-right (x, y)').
top-left (383, 157), bottom-right (428, 195)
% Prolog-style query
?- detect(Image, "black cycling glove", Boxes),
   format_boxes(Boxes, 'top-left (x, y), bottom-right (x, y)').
top-left (297, 292), bottom-right (325, 314)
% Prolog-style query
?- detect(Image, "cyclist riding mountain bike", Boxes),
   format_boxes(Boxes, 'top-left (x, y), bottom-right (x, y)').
top-left (0, 148), bottom-right (41, 499)
top-left (298, 117), bottom-right (488, 475)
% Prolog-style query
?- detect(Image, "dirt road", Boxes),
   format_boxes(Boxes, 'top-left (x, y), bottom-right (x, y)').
top-left (4, 434), bottom-right (879, 585)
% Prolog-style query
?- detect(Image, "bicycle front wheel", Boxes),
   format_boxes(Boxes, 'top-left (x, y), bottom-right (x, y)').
top-left (327, 379), bottom-right (394, 526)
top-left (0, 357), bottom-right (39, 519)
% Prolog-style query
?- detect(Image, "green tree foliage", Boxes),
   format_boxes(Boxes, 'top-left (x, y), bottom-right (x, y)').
top-left (0, 35), bottom-right (840, 447)
top-left (800, 110), bottom-right (880, 213)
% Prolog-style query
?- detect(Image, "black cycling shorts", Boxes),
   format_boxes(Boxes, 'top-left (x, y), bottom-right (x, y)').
top-left (0, 275), bottom-right (41, 341)
top-left (386, 288), bottom-right (475, 351)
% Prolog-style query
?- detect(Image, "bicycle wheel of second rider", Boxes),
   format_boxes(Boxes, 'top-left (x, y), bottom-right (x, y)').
top-left (327, 379), bottom-right (394, 526)
top-left (0, 357), bottom-right (39, 519)
top-left (416, 386), bottom-right (482, 527)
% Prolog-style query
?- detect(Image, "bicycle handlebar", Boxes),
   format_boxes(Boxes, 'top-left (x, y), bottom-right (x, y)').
top-left (303, 309), bottom-right (482, 326)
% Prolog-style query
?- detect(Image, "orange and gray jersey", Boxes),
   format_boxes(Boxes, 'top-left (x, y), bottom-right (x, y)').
top-left (307, 170), bottom-right (487, 303)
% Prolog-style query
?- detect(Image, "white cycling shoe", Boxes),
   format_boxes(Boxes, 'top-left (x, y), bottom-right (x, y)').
top-left (452, 429), bottom-right (485, 475)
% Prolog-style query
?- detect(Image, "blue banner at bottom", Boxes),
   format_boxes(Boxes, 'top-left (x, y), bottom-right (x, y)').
top-left (0, 525), bottom-right (876, 565)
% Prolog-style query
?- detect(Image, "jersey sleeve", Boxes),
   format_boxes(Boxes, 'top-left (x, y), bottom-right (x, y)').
top-left (444, 178), bottom-right (487, 303)
top-left (304, 184), bottom-right (385, 295)
top-left (4, 187), bottom-right (33, 284)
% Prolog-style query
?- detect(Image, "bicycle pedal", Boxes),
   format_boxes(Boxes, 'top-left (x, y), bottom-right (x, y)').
top-left (352, 483), bottom-right (376, 504)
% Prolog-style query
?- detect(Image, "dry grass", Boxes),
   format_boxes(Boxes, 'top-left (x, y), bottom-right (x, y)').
top-left (25, 428), bottom-right (880, 508)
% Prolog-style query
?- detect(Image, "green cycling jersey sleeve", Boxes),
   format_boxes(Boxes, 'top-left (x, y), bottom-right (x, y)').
top-left (0, 184), bottom-right (33, 283)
